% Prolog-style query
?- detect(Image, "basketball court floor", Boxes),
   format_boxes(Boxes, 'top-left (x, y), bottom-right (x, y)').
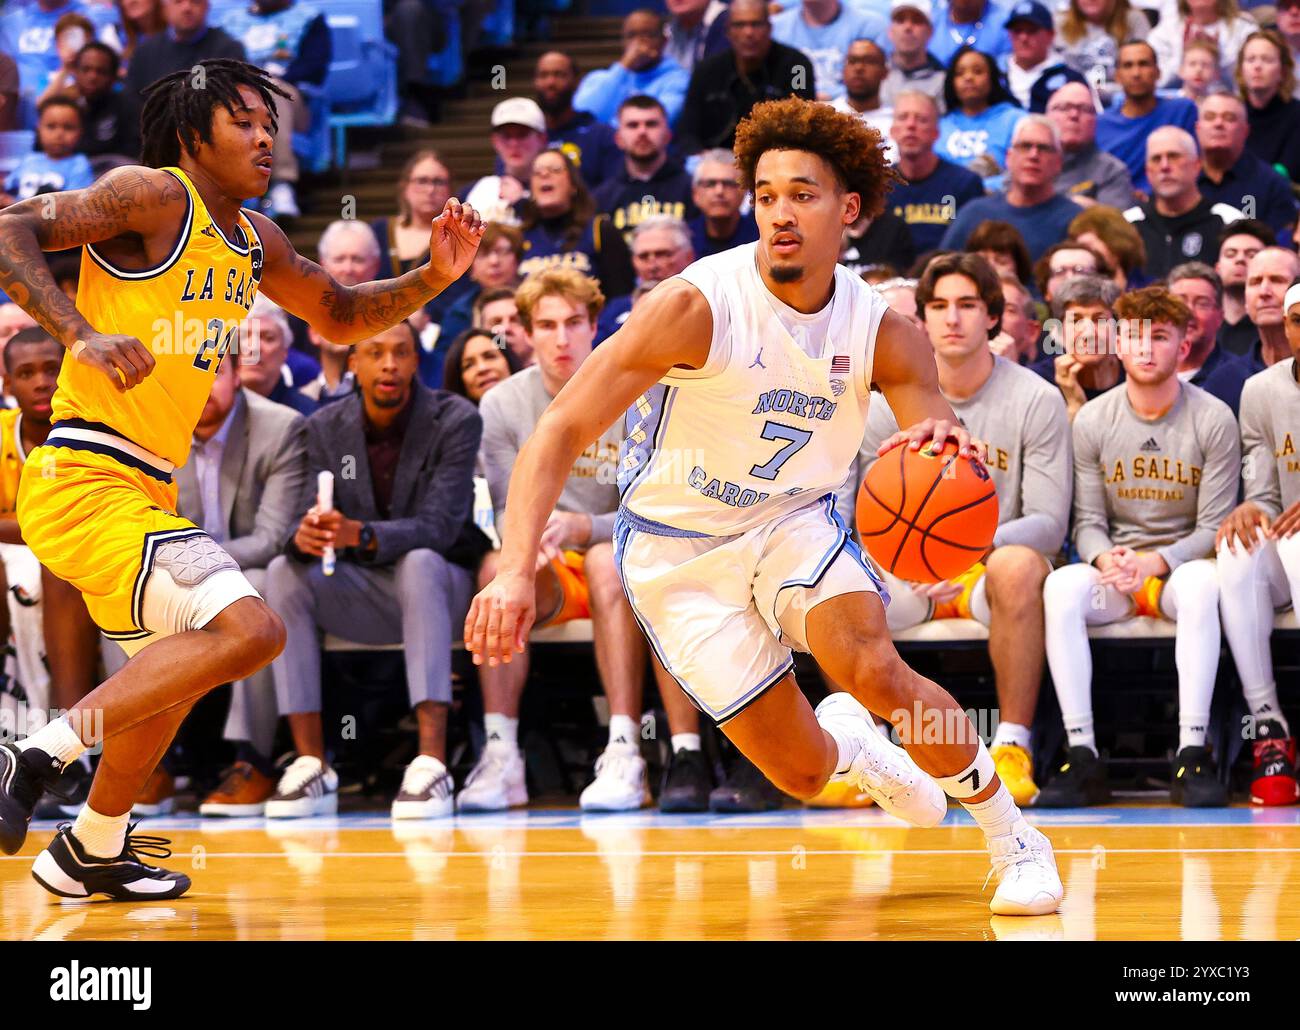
top-left (1, 804), bottom-right (1297, 940)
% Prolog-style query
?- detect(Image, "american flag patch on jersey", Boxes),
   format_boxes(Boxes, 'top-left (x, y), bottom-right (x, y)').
top-left (830, 355), bottom-right (851, 373)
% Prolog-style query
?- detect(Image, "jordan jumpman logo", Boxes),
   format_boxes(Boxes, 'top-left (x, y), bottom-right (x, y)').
top-left (749, 348), bottom-right (766, 370)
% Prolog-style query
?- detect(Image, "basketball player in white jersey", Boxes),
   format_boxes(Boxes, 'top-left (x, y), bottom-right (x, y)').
top-left (466, 98), bottom-right (1063, 915)
top-left (853, 253), bottom-right (1073, 809)
top-left (1213, 283), bottom-right (1300, 806)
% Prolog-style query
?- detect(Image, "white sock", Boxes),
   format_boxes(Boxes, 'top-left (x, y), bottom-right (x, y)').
top-left (821, 722), bottom-right (859, 776)
top-left (17, 716), bottom-right (87, 767)
top-left (1243, 681), bottom-right (1290, 736)
top-left (1063, 713), bottom-right (1097, 756)
top-left (71, 805), bottom-right (129, 859)
top-left (671, 733), bottom-right (701, 753)
top-left (992, 721), bottom-right (1031, 751)
top-left (608, 714), bottom-right (638, 748)
top-left (1179, 716), bottom-right (1209, 751)
top-left (962, 783), bottom-right (1025, 840)
top-left (483, 713), bottom-right (518, 749)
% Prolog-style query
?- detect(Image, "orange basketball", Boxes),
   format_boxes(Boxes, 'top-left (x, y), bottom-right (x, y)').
top-left (857, 439), bottom-right (998, 583)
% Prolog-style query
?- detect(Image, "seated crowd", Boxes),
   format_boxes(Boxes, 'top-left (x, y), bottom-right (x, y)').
top-left (3, 0), bottom-right (1300, 817)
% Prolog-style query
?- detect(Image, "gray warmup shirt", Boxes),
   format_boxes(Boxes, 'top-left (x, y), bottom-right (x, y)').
top-left (1072, 381), bottom-right (1240, 569)
top-left (1240, 358), bottom-right (1300, 519)
top-left (479, 365), bottom-right (622, 544)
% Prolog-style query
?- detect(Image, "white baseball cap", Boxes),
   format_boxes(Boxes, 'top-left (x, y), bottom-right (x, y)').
top-left (891, 0), bottom-right (933, 22)
top-left (491, 97), bottom-right (546, 135)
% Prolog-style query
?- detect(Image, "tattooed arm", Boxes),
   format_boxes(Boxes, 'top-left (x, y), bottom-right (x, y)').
top-left (0, 165), bottom-right (187, 389)
top-left (250, 197), bottom-right (485, 346)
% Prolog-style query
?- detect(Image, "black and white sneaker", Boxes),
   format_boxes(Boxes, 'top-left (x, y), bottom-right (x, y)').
top-left (264, 755), bottom-right (339, 818)
top-left (391, 756), bottom-right (454, 819)
top-left (31, 823), bottom-right (191, 901)
top-left (0, 742), bottom-right (63, 854)
top-left (35, 754), bottom-right (93, 820)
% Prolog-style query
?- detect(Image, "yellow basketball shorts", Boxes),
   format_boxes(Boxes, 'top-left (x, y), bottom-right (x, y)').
top-left (932, 561), bottom-right (987, 621)
top-left (18, 435), bottom-right (257, 654)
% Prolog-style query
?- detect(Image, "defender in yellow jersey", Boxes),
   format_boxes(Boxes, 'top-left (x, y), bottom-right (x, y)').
top-left (0, 59), bottom-right (484, 899)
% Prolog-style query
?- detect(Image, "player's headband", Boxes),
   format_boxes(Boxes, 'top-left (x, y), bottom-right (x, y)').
top-left (1287, 283), bottom-right (1300, 313)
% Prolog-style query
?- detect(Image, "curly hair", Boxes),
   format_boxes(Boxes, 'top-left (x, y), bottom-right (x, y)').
top-left (732, 97), bottom-right (900, 221)
top-left (1114, 286), bottom-right (1192, 331)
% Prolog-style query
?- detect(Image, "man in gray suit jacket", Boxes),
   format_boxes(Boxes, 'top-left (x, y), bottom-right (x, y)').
top-left (173, 349), bottom-right (307, 818)
top-left (265, 321), bottom-right (488, 821)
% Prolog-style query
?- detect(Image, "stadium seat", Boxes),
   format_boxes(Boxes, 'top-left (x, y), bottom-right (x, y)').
top-left (479, 0), bottom-right (515, 47)
top-left (321, 15), bottom-right (397, 168)
top-left (426, 0), bottom-right (465, 88)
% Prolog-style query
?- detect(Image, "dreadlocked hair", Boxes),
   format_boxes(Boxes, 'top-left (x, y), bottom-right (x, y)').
top-left (138, 59), bottom-right (290, 169)
top-left (733, 97), bottom-right (901, 221)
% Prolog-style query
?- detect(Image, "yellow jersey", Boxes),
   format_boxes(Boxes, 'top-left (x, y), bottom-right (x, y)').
top-left (55, 165), bottom-right (264, 468)
top-left (0, 408), bottom-right (25, 515)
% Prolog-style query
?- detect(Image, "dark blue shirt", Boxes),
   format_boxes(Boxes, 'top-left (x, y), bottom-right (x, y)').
top-left (595, 293), bottom-right (633, 344)
top-left (548, 109), bottom-right (622, 187)
top-left (1198, 150), bottom-right (1298, 247)
top-left (1189, 345), bottom-right (1251, 416)
top-left (687, 213), bottom-right (759, 257)
top-left (889, 157), bottom-right (985, 254)
top-left (592, 161), bottom-right (698, 241)
top-left (940, 191), bottom-right (1081, 261)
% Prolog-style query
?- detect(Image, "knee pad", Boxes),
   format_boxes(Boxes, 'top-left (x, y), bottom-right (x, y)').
top-left (152, 533), bottom-right (239, 587)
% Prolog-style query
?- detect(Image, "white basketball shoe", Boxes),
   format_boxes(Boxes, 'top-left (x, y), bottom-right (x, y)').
top-left (986, 823), bottom-right (1064, 916)
top-left (264, 756), bottom-right (338, 818)
top-left (456, 741), bottom-right (528, 812)
top-left (579, 742), bottom-right (650, 811)
top-left (815, 692), bottom-right (947, 827)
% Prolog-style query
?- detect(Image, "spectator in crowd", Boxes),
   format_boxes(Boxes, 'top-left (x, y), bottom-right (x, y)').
top-left (5, 97), bottom-right (94, 202)
top-left (771, 0), bottom-right (885, 101)
top-left (474, 287), bottom-right (532, 365)
top-left (382, 0), bottom-right (441, 127)
top-left (169, 346), bottom-right (308, 817)
top-left (266, 321), bottom-right (488, 820)
top-left (1097, 41), bottom-right (1199, 191)
top-left (829, 39), bottom-right (895, 159)
top-left (1196, 92), bottom-right (1297, 244)
top-left (124, 0), bottom-right (247, 139)
top-left (1047, 81), bottom-right (1135, 209)
top-left (1215, 286), bottom-right (1300, 808)
top-left (1035, 239), bottom-right (1112, 305)
top-left (1124, 126), bottom-right (1243, 280)
top-left (941, 115), bottom-right (1082, 260)
top-left (1151, 0), bottom-right (1255, 90)
top-left (0, 51), bottom-right (17, 132)
top-left (889, 90), bottom-right (985, 253)
top-left (219, 0), bottom-right (332, 219)
top-left (110, 0), bottom-right (165, 65)
top-left (841, 208), bottom-right (916, 275)
top-left (880, 0), bottom-right (946, 109)
top-left (300, 219), bottom-right (379, 405)
top-left (1068, 203), bottom-right (1148, 287)
top-left (1039, 286), bottom-right (1239, 808)
top-left (433, 222), bottom-right (524, 381)
top-left (1277, 0), bottom-right (1300, 90)
top-left (1055, 0), bottom-right (1150, 101)
top-left (574, 10), bottom-right (690, 127)
top-left (1004, 0), bottom-right (1086, 112)
top-left (1166, 261), bottom-right (1251, 414)
top-left (677, 0), bottom-right (816, 153)
top-left (938, 47), bottom-right (1024, 177)
top-left (688, 148), bottom-right (759, 257)
top-left (1238, 29), bottom-right (1300, 183)
top-left (964, 219), bottom-right (1035, 285)
top-left (468, 269), bottom-right (708, 813)
top-left (875, 275), bottom-right (923, 327)
top-left (1215, 219), bottom-right (1274, 355)
top-left (464, 98), bottom-right (547, 227)
top-left (1177, 37), bottom-right (1228, 101)
top-left (442, 328), bottom-right (523, 408)
top-left (1243, 246), bottom-right (1300, 371)
top-left (516, 148), bottom-right (634, 299)
top-left (1040, 274), bottom-right (1123, 420)
top-left (242, 296), bottom-right (319, 419)
top-left (0, 305), bottom-right (37, 351)
top-left (665, 0), bottom-right (731, 73)
top-left (594, 95), bottom-right (698, 244)
top-left (534, 51), bottom-right (622, 186)
top-left (929, 0), bottom-right (1013, 64)
top-left (852, 252), bottom-right (1071, 808)
top-left (34, 12), bottom-right (96, 110)
top-left (70, 43), bottom-right (139, 168)
top-left (370, 149), bottom-right (450, 288)
top-left (1, 1), bottom-right (104, 125)
top-left (994, 272), bottom-right (1043, 363)
top-left (598, 215), bottom-right (694, 341)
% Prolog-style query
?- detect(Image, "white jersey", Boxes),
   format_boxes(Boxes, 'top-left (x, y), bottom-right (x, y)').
top-left (619, 242), bottom-right (889, 536)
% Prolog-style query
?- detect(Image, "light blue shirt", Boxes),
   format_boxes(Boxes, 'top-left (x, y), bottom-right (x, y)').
top-left (928, 0), bottom-right (1013, 65)
top-left (770, 2), bottom-right (887, 100)
top-left (191, 392), bottom-right (242, 543)
top-left (573, 57), bottom-right (691, 128)
top-left (937, 102), bottom-right (1024, 172)
top-left (5, 152), bottom-right (95, 200)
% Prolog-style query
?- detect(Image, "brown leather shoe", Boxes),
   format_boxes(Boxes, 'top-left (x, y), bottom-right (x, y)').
top-left (199, 761), bottom-right (274, 817)
top-left (132, 767), bottom-right (175, 816)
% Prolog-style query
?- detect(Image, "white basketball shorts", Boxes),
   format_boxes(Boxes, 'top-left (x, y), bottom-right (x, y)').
top-left (614, 494), bottom-right (889, 724)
